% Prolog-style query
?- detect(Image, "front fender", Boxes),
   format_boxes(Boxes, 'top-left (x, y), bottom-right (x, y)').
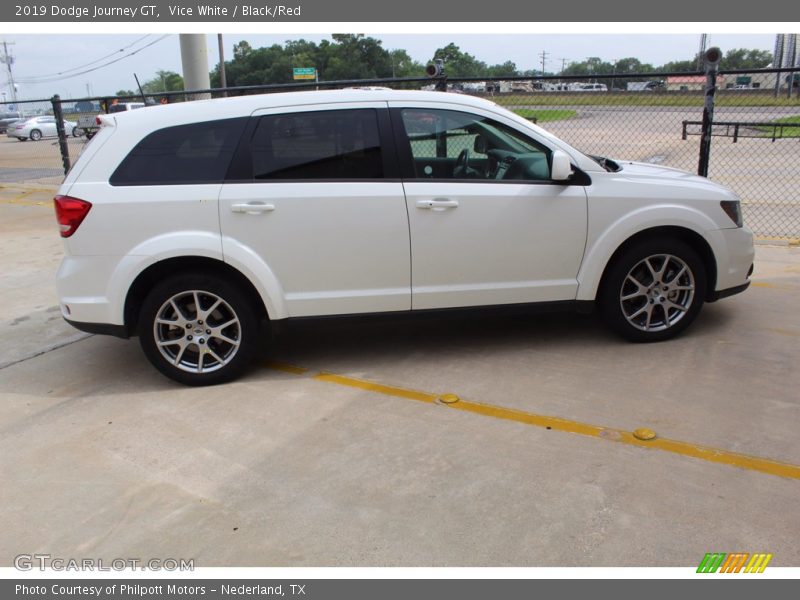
top-left (576, 204), bottom-right (720, 301)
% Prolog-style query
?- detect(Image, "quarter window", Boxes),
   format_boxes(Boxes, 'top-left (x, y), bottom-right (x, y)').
top-left (110, 118), bottom-right (247, 186)
top-left (251, 109), bottom-right (383, 180)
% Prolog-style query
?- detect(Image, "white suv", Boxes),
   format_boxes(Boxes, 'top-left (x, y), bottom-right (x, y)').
top-left (54, 90), bottom-right (754, 385)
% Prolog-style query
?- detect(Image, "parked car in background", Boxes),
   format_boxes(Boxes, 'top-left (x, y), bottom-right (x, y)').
top-left (77, 102), bottom-right (146, 139)
top-left (7, 116), bottom-right (79, 141)
top-left (0, 111), bottom-right (22, 133)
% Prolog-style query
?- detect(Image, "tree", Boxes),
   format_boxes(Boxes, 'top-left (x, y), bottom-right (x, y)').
top-left (388, 49), bottom-right (425, 78)
top-left (211, 35), bottom-right (399, 87)
top-left (431, 43), bottom-right (487, 77)
top-left (722, 48), bottom-right (772, 70)
top-left (486, 61), bottom-right (518, 78)
top-left (141, 70), bottom-right (184, 94)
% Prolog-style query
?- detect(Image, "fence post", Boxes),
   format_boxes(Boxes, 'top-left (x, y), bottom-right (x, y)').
top-left (697, 48), bottom-right (721, 177)
top-left (51, 94), bottom-right (71, 175)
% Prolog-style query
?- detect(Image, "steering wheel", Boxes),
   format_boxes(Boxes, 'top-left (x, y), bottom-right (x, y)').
top-left (454, 148), bottom-right (471, 178)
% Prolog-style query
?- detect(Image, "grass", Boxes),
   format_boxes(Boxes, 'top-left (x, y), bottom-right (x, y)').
top-left (756, 115), bottom-right (800, 138)
top-left (492, 92), bottom-right (800, 108)
top-left (513, 108), bottom-right (577, 122)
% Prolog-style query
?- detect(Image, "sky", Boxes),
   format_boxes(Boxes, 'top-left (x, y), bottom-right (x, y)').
top-left (0, 33), bottom-right (778, 101)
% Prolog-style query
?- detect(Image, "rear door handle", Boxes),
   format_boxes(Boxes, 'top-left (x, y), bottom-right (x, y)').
top-left (416, 199), bottom-right (459, 211)
top-left (231, 201), bottom-right (275, 214)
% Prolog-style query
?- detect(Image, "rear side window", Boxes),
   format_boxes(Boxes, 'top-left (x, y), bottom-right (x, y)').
top-left (251, 109), bottom-right (382, 180)
top-left (110, 118), bottom-right (247, 186)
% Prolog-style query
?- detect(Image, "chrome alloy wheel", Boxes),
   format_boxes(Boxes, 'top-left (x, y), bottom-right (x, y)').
top-left (619, 254), bottom-right (696, 332)
top-left (153, 290), bottom-right (241, 373)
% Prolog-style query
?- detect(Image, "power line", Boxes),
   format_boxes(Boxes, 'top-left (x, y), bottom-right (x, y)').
top-left (20, 34), bottom-right (153, 81)
top-left (16, 35), bottom-right (170, 84)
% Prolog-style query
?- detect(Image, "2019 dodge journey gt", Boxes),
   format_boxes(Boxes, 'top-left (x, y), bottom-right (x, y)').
top-left (54, 89), bottom-right (754, 385)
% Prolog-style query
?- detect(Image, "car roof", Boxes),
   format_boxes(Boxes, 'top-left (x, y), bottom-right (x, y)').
top-left (109, 89), bottom-right (504, 129)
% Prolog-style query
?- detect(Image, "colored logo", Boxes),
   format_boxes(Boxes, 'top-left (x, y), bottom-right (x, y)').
top-left (697, 553), bottom-right (772, 573)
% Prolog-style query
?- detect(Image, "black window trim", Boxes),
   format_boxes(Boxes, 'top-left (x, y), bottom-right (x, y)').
top-left (224, 105), bottom-right (401, 184)
top-left (388, 106), bottom-right (591, 187)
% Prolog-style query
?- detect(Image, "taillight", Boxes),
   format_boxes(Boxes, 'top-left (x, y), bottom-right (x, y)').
top-left (54, 195), bottom-right (92, 238)
top-left (95, 116), bottom-right (102, 125)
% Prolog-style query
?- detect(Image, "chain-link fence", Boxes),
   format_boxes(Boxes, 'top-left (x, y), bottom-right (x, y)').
top-left (9, 67), bottom-right (800, 239)
top-left (0, 97), bottom-right (76, 184)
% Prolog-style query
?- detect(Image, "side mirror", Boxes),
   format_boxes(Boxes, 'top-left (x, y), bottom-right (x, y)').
top-left (551, 150), bottom-right (573, 181)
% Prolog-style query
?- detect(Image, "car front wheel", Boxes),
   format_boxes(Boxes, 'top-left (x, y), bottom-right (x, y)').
top-left (29, 129), bottom-right (42, 141)
top-left (600, 238), bottom-right (707, 342)
top-left (138, 273), bottom-right (260, 385)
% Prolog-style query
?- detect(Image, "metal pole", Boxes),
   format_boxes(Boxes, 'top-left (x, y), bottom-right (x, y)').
top-left (787, 36), bottom-right (797, 100)
top-left (773, 34), bottom-right (784, 99)
top-left (51, 94), bottom-right (71, 175)
top-left (697, 48), bottom-right (721, 178)
top-left (217, 34), bottom-right (227, 97)
top-left (179, 34), bottom-right (212, 100)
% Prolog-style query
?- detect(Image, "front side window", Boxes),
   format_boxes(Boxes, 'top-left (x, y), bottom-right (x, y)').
top-left (251, 108), bottom-right (382, 180)
top-left (398, 108), bottom-right (551, 181)
top-left (110, 118), bottom-right (247, 186)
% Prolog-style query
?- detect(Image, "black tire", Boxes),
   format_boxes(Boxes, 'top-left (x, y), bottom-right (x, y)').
top-left (29, 129), bottom-right (42, 141)
top-left (600, 237), bottom-right (707, 342)
top-left (138, 272), bottom-right (260, 386)
top-left (17, 137), bottom-right (26, 142)
top-left (71, 126), bottom-right (79, 137)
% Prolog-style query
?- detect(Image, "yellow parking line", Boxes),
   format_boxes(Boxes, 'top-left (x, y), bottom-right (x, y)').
top-left (766, 328), bottom-right (800, 338)
top-left (265, 361), bottom-right (800, 481)
top-left (264, 360), bottom-right (309, 375)
top-left (755, 236), bottom-right (800, 246)
top-left (750, 281), bottom-right (795, 290)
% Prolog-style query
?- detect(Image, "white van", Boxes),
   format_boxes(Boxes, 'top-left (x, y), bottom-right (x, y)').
top-left (54, 89), bottom-right (753, 385)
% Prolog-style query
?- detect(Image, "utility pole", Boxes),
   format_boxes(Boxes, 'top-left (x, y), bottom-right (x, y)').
top-left (1, 40), bottom-right (18, 105)
top-left (558, 58), bottom-right (569, 74)
top-left (539, 50), bottom-right (549, 77)
top-left (179, 34), bottom-right (211, 100)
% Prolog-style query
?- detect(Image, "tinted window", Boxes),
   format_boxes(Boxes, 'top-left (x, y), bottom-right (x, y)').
top-left (399, 108), bottom-right (551, 181)
top-left (110, 118), bottom-right (247, 186)
top-left (251, 109), bottom-right (382, 180)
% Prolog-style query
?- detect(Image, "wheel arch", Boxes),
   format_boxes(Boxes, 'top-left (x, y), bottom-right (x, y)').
top-left (593, 226), bottom-right (717, 303)
top-left (124, 256), bottom-right (269, 336)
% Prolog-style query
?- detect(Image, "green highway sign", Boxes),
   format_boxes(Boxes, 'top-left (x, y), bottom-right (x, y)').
top-left (293, 67), bottom-right (317, 80)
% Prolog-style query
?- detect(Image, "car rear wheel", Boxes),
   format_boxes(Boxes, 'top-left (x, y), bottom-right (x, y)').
top-left (71, 126), bottom-right (79, 137)
top-left (138, 273), bottom-right (260, 386)
top-left (17, 137), bottom-right (26, 141)
top-left (29, 129), bottom-right (42, 141)
top-left (600, 238), bottom-right (707, 342)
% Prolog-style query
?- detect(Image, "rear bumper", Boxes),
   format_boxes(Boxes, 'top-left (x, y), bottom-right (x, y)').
top-left (64, 318), bottom-right (129, 338)
top-left (707, 281), bottom-right (751, 302)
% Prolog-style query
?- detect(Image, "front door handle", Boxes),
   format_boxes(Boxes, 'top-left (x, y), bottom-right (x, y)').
top-left (416, 199), bottom-right (459, 211)
top-left (231, 202), bottom-right (275, 214)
